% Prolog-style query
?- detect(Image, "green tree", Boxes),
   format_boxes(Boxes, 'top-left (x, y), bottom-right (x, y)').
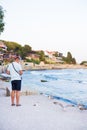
top-left (21, 44), bottom-right (32, 59)
top-left (4, 41), bottom-right (22, 52)
top-left (80, 61), bottom-right (87, 65)
top-left (72, 58), bottom-right (76, 64)
top-left (23, 45), bottom-right (31, 52)
top-left (0, 6), bottom-right (5, 35)
top-left (36, 50), bottom-right (45, 61)
top-left (53, 51), bottom-right (59, 57)
top-left (67, 52), bottom-right (72, 64)
top-left (62, 51), bottom-right (76, 64)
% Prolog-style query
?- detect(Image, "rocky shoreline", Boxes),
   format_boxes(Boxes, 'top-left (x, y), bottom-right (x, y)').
top-left (0, 63), bottom-right (87, 73)
top-left (22, 63), bottom-right (87, 71)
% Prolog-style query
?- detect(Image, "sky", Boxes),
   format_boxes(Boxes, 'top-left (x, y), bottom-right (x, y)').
top-left (0, 0), bottom-right (87, 63)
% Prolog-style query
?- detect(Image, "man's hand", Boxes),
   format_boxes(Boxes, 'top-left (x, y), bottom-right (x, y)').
top-left (6, 70), bottom-right (10, 75)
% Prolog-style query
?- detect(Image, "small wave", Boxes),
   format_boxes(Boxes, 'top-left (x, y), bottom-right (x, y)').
top-left (52, 96), bottom-right (77, 105)
top-left (44, 75), bottom-right (58, 80)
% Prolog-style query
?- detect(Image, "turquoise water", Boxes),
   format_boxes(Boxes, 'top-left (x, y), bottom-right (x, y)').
top-left (1, 69), bottom-right (87, 107)
top-left (22, 69), bottom-right (87, 107)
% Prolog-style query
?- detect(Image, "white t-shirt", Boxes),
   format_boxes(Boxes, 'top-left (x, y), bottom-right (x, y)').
top-left (7, 62), bottom-right (22, 81)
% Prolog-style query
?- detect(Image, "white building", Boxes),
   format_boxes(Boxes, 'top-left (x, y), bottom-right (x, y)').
top-left (0, 41), bottom-right (7, 51)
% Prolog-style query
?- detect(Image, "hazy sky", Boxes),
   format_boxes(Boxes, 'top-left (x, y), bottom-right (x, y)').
top-left (0, 0), bottom-right (87, 63)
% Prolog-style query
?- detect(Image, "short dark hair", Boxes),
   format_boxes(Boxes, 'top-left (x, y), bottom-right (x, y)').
top-left (15, 56), bottom-right (20, 60)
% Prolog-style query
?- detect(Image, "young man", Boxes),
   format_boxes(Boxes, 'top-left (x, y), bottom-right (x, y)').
top-left (6, 56), bottom-right (23, 106)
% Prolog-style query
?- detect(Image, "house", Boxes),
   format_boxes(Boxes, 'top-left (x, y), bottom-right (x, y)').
top-left (44, 50), bottom-right (63, 63)
top-left (0, 53), bottom-right (3, 61)
top-left (44, 50), bottom-right (63, 58)
top-left (26, 51), bottom-right (40, 60)
top-left (0, 41), bottom-right (7, 51)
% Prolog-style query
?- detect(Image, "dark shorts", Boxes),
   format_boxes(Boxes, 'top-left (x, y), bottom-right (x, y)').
top-left (11, 80), bottom-right (21, 91)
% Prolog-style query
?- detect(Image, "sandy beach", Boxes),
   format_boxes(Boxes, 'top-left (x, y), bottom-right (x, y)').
top-left (0, 93), bottom-right (87, 130)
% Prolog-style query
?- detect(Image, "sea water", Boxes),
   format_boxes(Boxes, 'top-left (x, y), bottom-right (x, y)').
top-left (1, 69), bottom-right (87, 107)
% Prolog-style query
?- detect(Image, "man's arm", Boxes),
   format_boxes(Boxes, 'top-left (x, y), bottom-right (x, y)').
top-left (19, 70), bottom-right (23, 75)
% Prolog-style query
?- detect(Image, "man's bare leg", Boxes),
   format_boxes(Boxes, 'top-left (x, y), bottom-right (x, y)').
top-left (11, 90), bottom-right (15, 105)
top-left (16, 91), bottom-right (21, 106)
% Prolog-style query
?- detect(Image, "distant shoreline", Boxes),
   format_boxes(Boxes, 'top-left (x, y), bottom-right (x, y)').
top-left (0, 63), bottom-right (87, 73)
top-left (22, 63), bottom-right (87, 71)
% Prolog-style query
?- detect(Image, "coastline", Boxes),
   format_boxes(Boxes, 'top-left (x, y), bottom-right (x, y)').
top-left (0, 93), bottom-right (87, 130)
top-left (0, 64), bottom-right (87, 109)
top-left (0, 86), bottom-right (87, 110)
top-left (22, 63), bottom-right (87, 71)
top-left (0, 73), bottom-right (87, 130)
top-left (0, 63), bottom-right (87, 129)
top-left (0, 63), bottom-right (87, 73)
